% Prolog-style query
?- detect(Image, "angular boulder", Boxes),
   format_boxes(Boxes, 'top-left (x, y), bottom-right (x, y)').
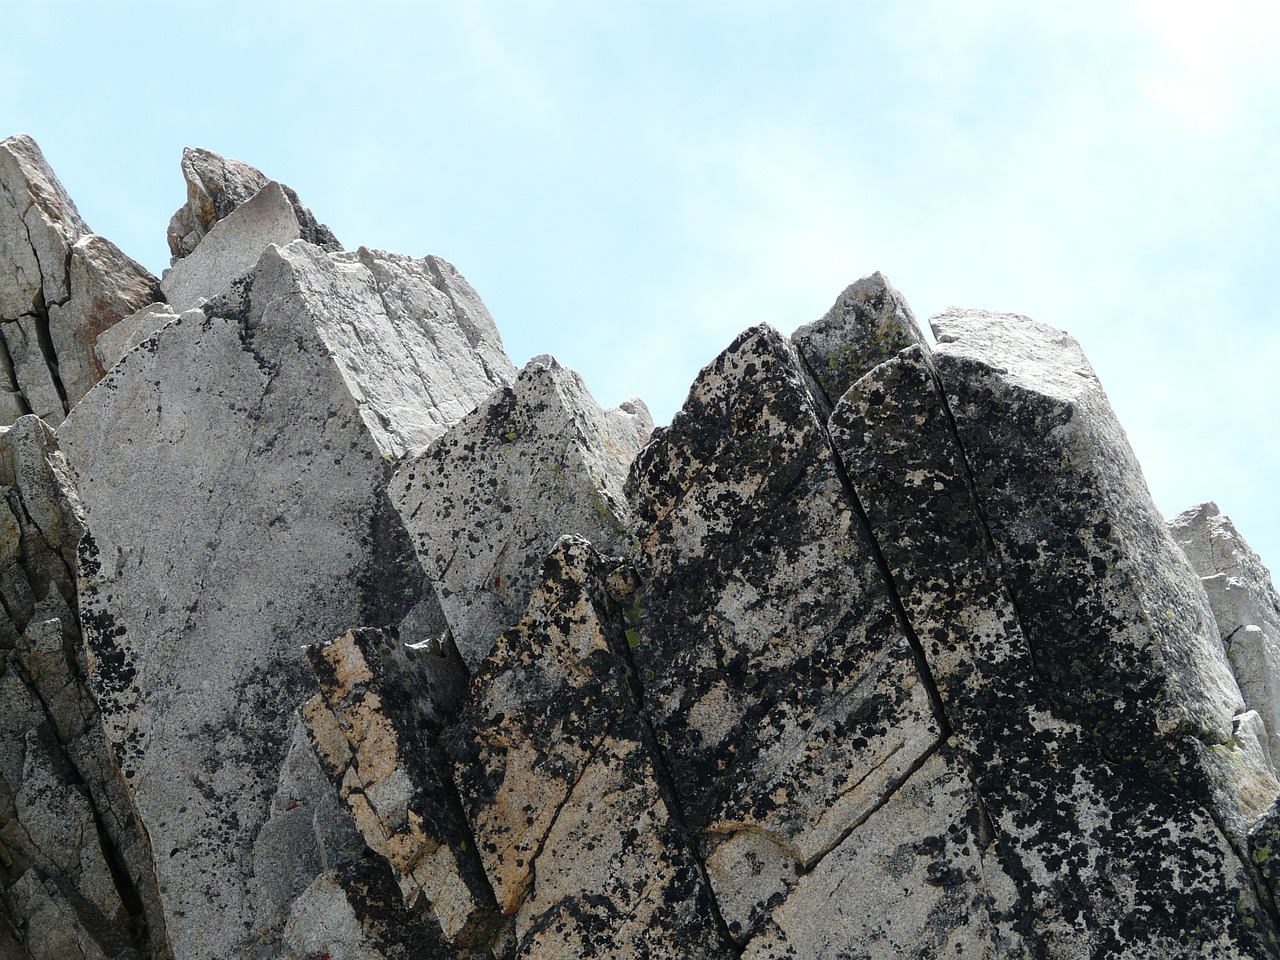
top-left (452, 536), bottom-right (735, 960)
top-left (166, 146), bottom-right (339, 262)
top-left (828, 342), bottom-right (1279, 957)
top-left (929, 310), bottom-right (1248, 766)
top-left (57, 239), bottom-right (513, 958)
top-left (0, 135), bottom-right (161, 422)
top-left (160, 180), bottom-right (303, 312)
top-left (390, 355), bottom-right (652, 669)
top-left (625, 324), bottom-right (943, 942)
top-left (790, 269), bottom-right (925, 405)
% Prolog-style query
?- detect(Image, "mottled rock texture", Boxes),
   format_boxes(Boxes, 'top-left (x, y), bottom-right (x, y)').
top-left (57, 235), bottom-right (513, 957)
top-left (0, 135), bottom-right (161, 423)
top-left (390, 355), bottom-right (652, 669)
top-left (3, 136), bottom-right (1279, 960)
top-left (166, 146), bottom-right (339, 262)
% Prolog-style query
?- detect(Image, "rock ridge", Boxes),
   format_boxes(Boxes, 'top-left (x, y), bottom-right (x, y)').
top-left (1, 135), bottom-right (1278, 959)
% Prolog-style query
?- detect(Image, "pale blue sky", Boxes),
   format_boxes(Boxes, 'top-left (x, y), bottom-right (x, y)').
top-left (4, 1), bottom-right (1278, 569)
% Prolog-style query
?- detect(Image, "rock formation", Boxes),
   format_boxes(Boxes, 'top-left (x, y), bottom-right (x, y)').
top-left (2, 133), bottom-right (1280, 959)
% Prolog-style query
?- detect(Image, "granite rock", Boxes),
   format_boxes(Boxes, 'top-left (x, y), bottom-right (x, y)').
top-left (626, 324), bottom-right (944, 942)
top-left (57, 239), bottom-right (512, 958)
top-left (1171, 501), bottom-right (1280, 769)
top-left (791, 269), bottom-right (925, 405)
top-left (0, 417), bottom-right (167, 960)
top-left (453, 536), bottom-right (735, 960)
top-left (160, 180), bottom-right (302, 312)
top-left (303, 628), bottom-right (495, 946)
top-left (166, 146), bottom-right (339, 262)
top-left (829, 342), bottom-right (1279, 957)
top-left (0, 135), bottom-right (161, 422)
top-left (390, 355), bottom-right (651, 669)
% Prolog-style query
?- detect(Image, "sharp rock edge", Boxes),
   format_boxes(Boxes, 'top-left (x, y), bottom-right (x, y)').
top-left (0, 133), bottom-right (1277, 959)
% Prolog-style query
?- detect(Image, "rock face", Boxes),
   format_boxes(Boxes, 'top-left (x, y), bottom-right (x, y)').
top-left (56, 235), bottom-right (514, 957)
top-left (166, 146), bottom-right (339, 262)
top-left (3, 135), bottom-right (1280, 959)
top-left (0, 135), bottom-right (161, 423)
top-left (390, 355), bottom-right (652, 669)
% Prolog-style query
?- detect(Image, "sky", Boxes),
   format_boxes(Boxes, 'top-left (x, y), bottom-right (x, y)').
top-left (3, 1), bottom-right (1278, 570)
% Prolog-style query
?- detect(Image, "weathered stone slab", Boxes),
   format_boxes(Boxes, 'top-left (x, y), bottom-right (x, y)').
top-left (829, 341), bottom-right (1279, 956)
top-left (791, 270), bottom-right (925, 405)
top-left (930, 309), bottom-right (1243, 756)
top-left (48, 234), bottom-right (165, 406)
top-left (296, 244), bottom-right (517, 459)
top-left (92, 302), bottom-right (181, 374)
top-left (304, 628), bottom-right (496, 946)
top-left (390, 356), bottom-right (651, 669)
top-left (160, 180), bottom-right (301, 312)
top-left (625, 324), bottom-right (943, 942)
top-left (1, 135), bottom-right (161, 423)
top-left (453, 536), bottom-right (735, 960)
top-left (742, 749), bottom-right (1018, 960)
top-left (1171, 501), bottom-right (1280, 769)
top-left (57, 239), bottom-right (513, 958)
top-left (0, 417), bottom-right (167, 960)
top-left (166, 145), bottom-right (340, 262)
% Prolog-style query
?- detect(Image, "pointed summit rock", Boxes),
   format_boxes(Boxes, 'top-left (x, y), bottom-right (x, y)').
top-left (57, 238), bottom-right (514, 958)
top-left (166, 146), bottom-right (340, 262)
top-left (0, 135), bottom-right (161, 422)
top-left (160, 180), bottom-right (303, 312)
top-left (791, 270), bottom-right (925, 406)
top-left (390, 355), bottom-right (652, 669)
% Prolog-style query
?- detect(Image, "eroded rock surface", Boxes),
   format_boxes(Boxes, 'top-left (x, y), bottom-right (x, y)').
top-left (391, 355), bottom-right (652, 669)
top-left (0, 417), bottom-right (167, 960)
top-left (626, 324), bottom-right (944, 942)
top-left (453, 536), bottom-right (735, 960)
top-left (829, 342), bottom-right (1278, 957)
top-left (0, 135), bottom-right (161, 422)
top-left (166, 146), bottom-right (339, 262)
top-left (57, 237), bottom-right (513, 958)
top-left (3, 137), bottom-right (1280, 960)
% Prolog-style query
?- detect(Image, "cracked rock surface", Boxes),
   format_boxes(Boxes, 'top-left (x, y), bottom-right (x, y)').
top-left (3, 136), bottom-right (1280, 959)
top-left (0, 135), bottom-right (161, 423)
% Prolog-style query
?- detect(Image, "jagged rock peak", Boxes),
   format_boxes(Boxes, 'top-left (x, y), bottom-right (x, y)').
top-left (791, 269), bottom-right (925, 406)
top-left (166, 145), bottom-right (341, 262)
top-left (390, 354), bottom-right (652, 669)
top-left (0, 135), bottom-right (161, 423)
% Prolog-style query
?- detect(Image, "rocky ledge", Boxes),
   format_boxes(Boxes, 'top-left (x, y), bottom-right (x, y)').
top-left (1, 134), bottom-right (1279, 960)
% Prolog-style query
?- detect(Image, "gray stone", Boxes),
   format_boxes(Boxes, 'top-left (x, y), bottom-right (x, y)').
top-left (930, 309), bottom-right (1245, 759)
top-left (303, 628), bottom-right (495, 947)
top-left (1170, 501), bottom-right (1280, 769)
top-left (625, 324), bottom-right (943, 942)
top-left (828, 342), bottom-right (1279, 956)
top-left (166, 146), bottom-right (340, 262)
top-left (390, 355), bottom-right (651, 669)
top-left (454, 536), bottom-right (735, 960)
top-left (93, 302), bottom-right (180, 374)
top-left (791, 270), bottom-right (925, 406)
top-left (742, 750), bottom-right (1017, 960)
top-left (0, 416), bottom-right (167, 960)
top-left (1, 135), bottom-right (161, 423)
top-left (160, 181), bottom-right (302, 312)
top-left (57, 239), bottom-right (512, 958)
